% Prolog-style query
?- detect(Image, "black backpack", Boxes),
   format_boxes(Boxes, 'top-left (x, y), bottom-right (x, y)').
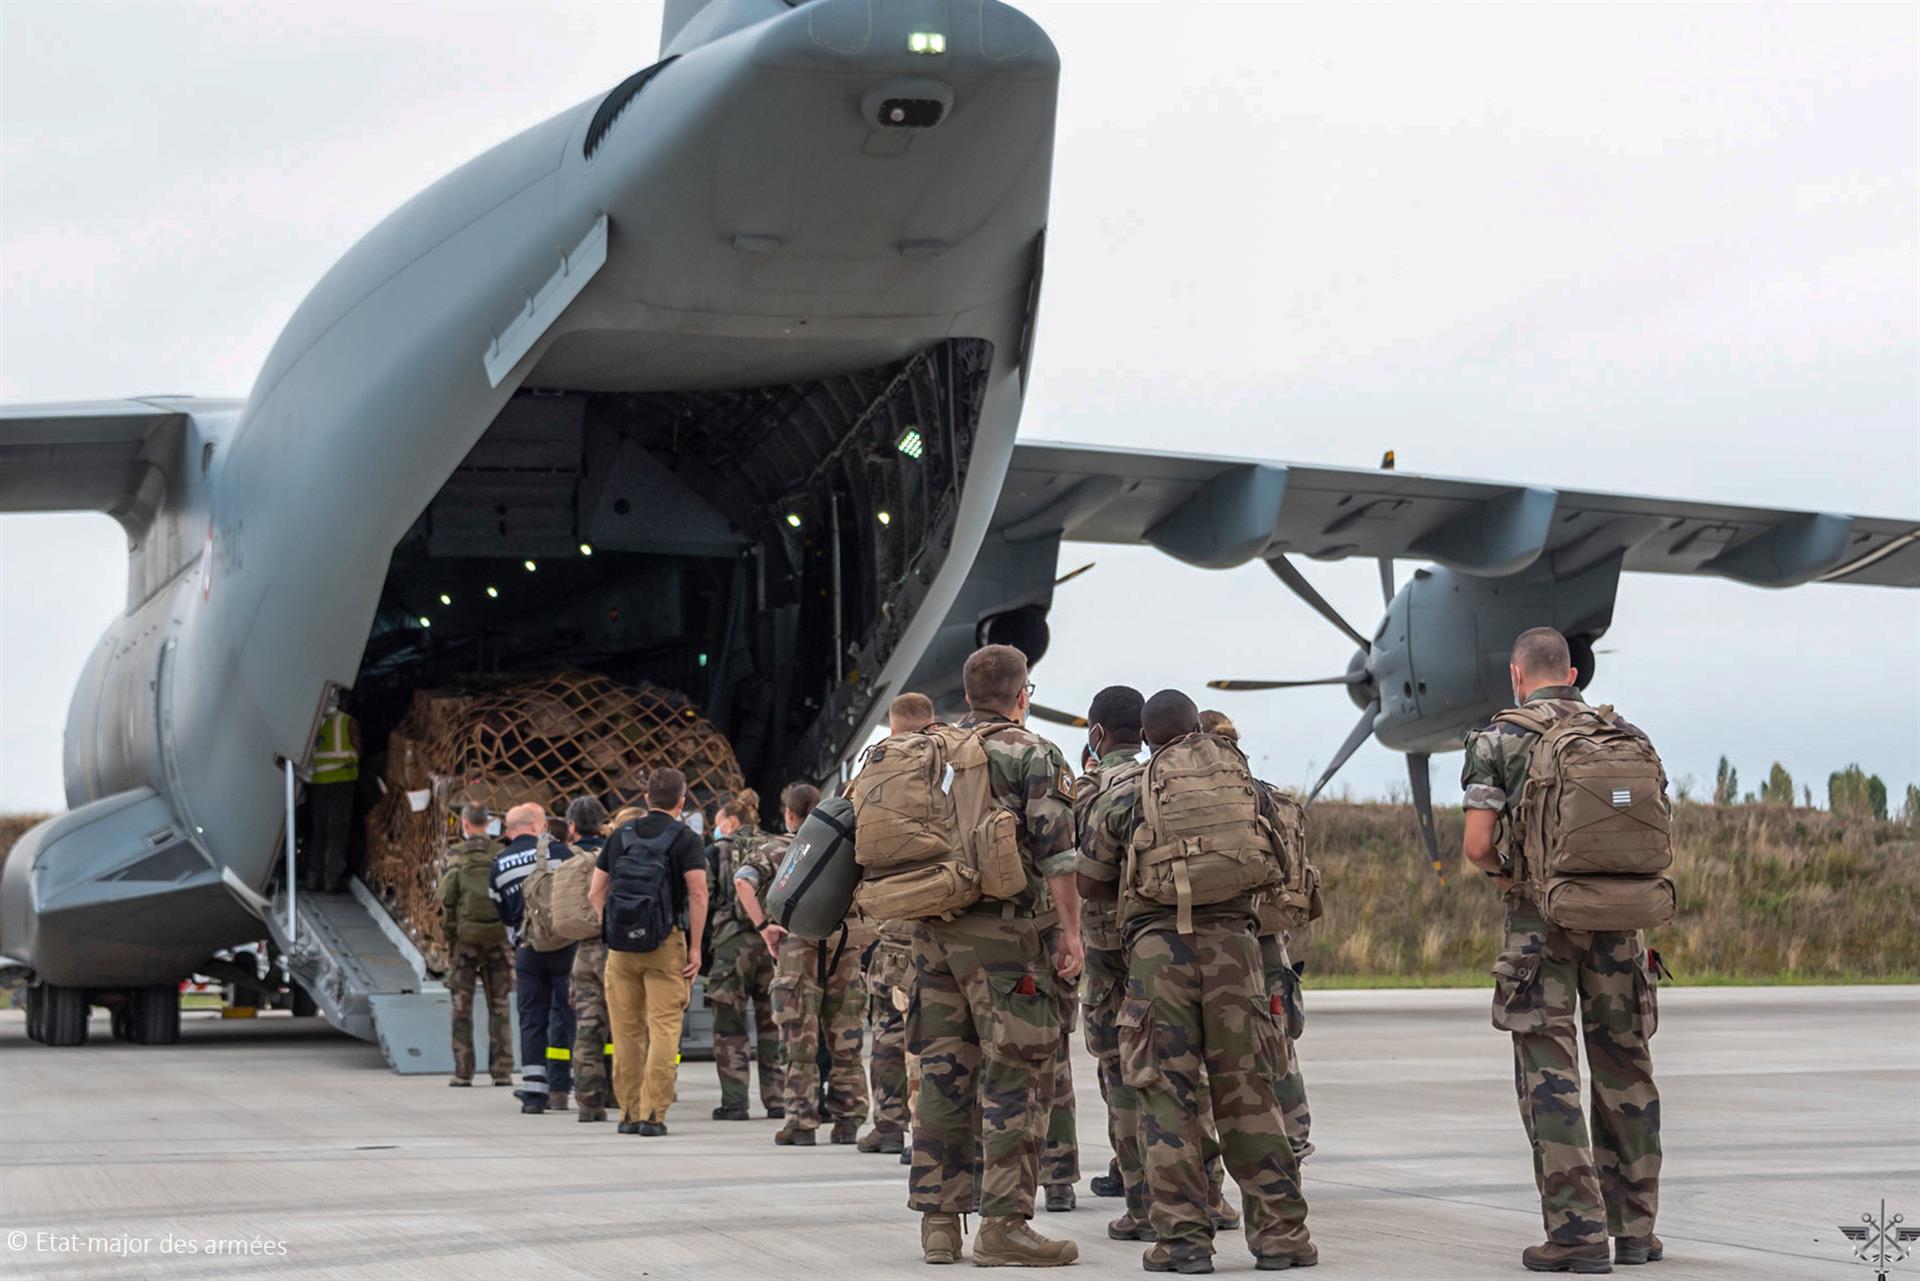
top-left (604, 823), bottom-right (681, 953)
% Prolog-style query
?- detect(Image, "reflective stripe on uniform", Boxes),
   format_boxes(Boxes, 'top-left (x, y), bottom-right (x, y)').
top-left (546, 1046), bottom-right (571, 1061)
top-left (311, 710), bottom-right (359, 784)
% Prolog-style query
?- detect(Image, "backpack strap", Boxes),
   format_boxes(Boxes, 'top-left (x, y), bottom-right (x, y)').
top-left (1491, 705), bottom-right (1554, 735)
top-left (534, 832), bottom-right (552, 871)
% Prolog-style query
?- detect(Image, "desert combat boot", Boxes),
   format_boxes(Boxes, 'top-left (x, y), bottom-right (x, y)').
top-left (922, 1212), bottom-right (965, 1265)
top-left (1522, 1241), bottom-right (1613, 1273)
top-left (1614, 1236), bottom-right (1663, 1266)
top-left (971, 1216), bottom-right (1078, 1268)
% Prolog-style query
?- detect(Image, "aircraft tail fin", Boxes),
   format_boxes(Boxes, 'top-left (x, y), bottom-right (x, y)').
top-left (660, 0), bottom-right (787, 58)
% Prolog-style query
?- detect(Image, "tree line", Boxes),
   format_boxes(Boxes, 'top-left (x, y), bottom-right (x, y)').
top-left (1694, 756), bottom-right (1915, 822)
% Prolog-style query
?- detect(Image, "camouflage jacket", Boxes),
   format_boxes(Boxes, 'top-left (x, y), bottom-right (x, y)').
top-left (1460, 685), bottom-right (1645, 863)
top-left (1074, 747), bottom-right (1144, 950)
top-left (1079, 739), bottom-right (1275, 939)
top-left (708, 824), bottom-right (770, 947)
top-left (956, 711), bottom-right (1078, 903)
top-left (719, 825), bottom-right (785, 942)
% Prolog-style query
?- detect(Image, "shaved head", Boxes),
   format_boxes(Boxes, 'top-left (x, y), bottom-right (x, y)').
top-left (1512, 627), bottom-right (1573, 681)
top-left (502, 802), bottom-right (545, 837)
top-left (1142, 689), bottom-right (1201, 748)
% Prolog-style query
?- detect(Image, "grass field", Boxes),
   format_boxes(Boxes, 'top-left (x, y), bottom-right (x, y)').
top-left (3, 802), bottom-right (1916, 991)
top-left (1294, 800), bottom-right (1920, 986)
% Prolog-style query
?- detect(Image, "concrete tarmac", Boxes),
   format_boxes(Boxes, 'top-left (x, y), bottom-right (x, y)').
top-left (1, 986), bottom-right (1914, 1280)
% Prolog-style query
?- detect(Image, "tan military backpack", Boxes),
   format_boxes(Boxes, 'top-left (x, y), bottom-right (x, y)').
top-left (1124, 732), bottom-right (1291, 934)
top-left (523, 834), bottom-right (600, 951)
top-left (848, 724), bottom-right (1026, 921)
top-left (1253, 786), bottom-right (1321, 935)
top-left (1493, 704), bottom-right (1675, 931)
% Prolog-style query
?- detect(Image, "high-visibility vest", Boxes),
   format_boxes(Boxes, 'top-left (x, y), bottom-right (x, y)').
top-left (312, 710), bottom-right (359, 785)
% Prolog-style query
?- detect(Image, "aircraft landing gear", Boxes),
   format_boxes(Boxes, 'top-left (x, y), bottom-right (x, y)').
top-left (126, 984), bottom-right (181, 1044)
top-left (24, 982), bottom-right (90, 1047)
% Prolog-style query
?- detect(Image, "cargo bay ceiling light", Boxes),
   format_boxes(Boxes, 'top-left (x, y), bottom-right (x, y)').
top-left (438, 593), bottom-right (451, 606)
top-left (907, 31), bottom-right (946, 54)
top-left (785, 512), bottom-right (802, 528)
top-left (418, 616), bottom-right (431, 628)
top-left (579, 543), bottom-right (593, 556)
top-left (877, 510), bottom-right (892, 526)
top-left (523, 559), bottom-right (537, 572)
top-left (896, 427), bottom-right (925, 459)
top-left (486, 586), bottom-right (499, 599)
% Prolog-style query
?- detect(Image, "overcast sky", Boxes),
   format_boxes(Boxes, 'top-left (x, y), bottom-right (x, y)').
top-left (2, 1), bottom-right (1916, 814)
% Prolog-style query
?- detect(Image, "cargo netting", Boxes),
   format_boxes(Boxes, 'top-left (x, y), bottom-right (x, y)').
top-left (361, 671), bottom-right (744, 970)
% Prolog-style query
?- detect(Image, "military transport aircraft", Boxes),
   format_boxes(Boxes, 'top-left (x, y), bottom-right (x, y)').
top-left (3, 0), bottom-right (1916, 1049)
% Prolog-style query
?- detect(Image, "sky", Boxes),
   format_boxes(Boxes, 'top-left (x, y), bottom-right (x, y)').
top-left (1, 1), bottom-right (1916, 814)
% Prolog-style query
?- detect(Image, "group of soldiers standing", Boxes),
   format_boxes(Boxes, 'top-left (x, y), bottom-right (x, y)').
top-left (437, 625), bottom-right (1664, 1276)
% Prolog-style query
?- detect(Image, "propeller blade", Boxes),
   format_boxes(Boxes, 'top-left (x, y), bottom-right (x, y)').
top-left (1207, 674), bottom-right (1368, 691)
top-left (1306, 701), bottom-right (1378, 804)
top-left (1376, 451), bottom-right (1397, 605)
top-left (1054, 561), bottom-right (1096, 587)
top-left (1028, 702), bottom-right (1089, 729)
top-left (1266, 554), bottom-right (1371, 653)
top-left (1406, 751), bottom-right (1444, 878)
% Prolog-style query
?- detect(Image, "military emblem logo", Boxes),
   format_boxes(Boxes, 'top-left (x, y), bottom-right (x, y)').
top-left (1839, 1200), bottom-right (1917, 1281)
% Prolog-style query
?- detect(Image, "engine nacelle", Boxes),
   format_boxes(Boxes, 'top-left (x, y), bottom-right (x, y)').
top-left (978, 604), bottom-right (1050, 666)
top-left (1369, 558), bottom-right (1620, 755)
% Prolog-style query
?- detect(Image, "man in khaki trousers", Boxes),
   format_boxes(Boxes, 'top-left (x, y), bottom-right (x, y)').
top-left (590, 768), bottom-right (709, 1136)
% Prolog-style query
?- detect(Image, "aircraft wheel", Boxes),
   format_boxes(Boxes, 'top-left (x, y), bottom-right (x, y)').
top-left (290, 983), bottom-right (318, 1018)
top-left (128, 984), bottom-right (181, 1045)
top-left (109, 1002), bottom-right (134, 1042)
top-left (35, 984), bottom-right (90, 1047)
top-left (23, 985), bottom-right (45, 1043)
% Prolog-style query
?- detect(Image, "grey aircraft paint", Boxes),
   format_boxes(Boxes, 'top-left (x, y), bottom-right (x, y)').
top-left (1, 0), bottom-right (1914, 1024)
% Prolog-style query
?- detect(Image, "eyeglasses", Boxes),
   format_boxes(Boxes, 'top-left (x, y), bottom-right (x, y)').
top-left (1024, 682), bottom-right (1036, 698)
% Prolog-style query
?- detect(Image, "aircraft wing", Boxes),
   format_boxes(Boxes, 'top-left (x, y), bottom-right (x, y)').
top-left (0, 399), bottom-right (200, 526)
top-left (1000, 440), bottom-right (1920, 588)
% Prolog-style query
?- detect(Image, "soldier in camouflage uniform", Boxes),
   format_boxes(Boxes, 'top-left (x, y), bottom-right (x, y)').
top-left (862, 917), bottom-right (915, 1152)
top-left (744, 784), bottom-right (870, 1145)
top-left (860, 692), bottom-right (937, 1157)
top-left (1038, 911), bottom-right (1080, 1212)
top-left (1202, 710), bottom-right (1316, 1167)
top-left (1080, 691), bottom-right (1314, 1273)
top-left (707, 792), bottom-right (785, 1119)
top-left (1076, 687), bottom-right (1153, 1240)
top-left (1461, 626), bottom-right (1662, 1273)
top-left (566, 799), bottom-right (615, 1122)
top-left (1255, 926), bottom-right (1313, 1162)
top-left (911, 646), bottom-right (1085, 1268)
top-left (438, 804), bottom-right (514, 1086)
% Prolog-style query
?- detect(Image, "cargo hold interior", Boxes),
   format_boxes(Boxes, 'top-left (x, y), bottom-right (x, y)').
top-left (350, 337), bottom-right (994, 804)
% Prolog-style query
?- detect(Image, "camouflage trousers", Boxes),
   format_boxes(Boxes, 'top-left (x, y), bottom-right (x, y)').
top-left (709, 932), bottom-right (783, 1111)
top-left (866, 938), bottom-right (913, 1134)
top-left (1040, 924), bottom-right (1078, 1187)
top-left (1258, 933), bottom-right (1313, 1160)
top-left (1493, 899), bottom-right (1661, 1247)
top-left (448, 940), bottom-right (514, 1082)
top-left (770, 931), bottom-right (869, 1132)
top-left (571, 940), bottom-right (613, 1110)
top-left (1083, 935), bottom-right (1146, 1216)
top-left (908, 910), bottom-right (1059, 1220)
top-left (1121, 922), bottom-right (1310, 1264)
